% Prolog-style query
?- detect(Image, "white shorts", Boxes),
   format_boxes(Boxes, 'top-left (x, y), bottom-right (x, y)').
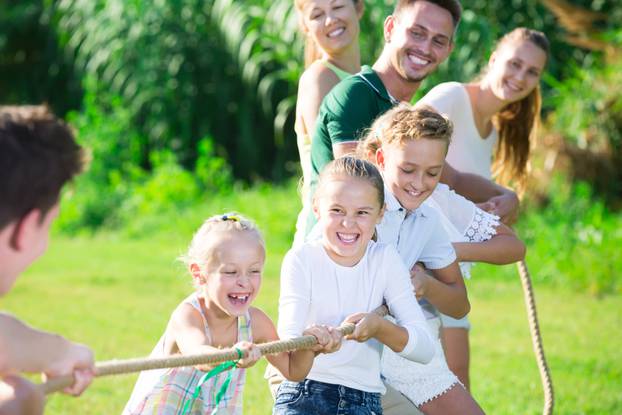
top-left (381, 317), bottom-right (460, 406)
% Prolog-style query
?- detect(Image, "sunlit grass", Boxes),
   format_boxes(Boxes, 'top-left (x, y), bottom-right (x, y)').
top-left (3, 183), bottom-right (620, 414)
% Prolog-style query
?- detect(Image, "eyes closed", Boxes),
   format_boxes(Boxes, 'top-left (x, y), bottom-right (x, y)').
top-left (399, 165), bottom-right (441, 177)
top-left (309, 2), bottom-right (347, 20)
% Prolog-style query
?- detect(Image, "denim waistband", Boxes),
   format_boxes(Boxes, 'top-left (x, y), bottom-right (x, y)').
top-left (290, 379), bottom-right (381, 406)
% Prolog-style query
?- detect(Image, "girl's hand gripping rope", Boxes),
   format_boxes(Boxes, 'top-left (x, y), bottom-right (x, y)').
top-left (303, 324), bottom-right (342, 354)
top-left (233, 341), bottom-right (262, 369)
top-left (342, 312), bottom-right (384, 342)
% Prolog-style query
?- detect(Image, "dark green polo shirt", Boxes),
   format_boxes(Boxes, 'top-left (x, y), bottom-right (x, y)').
top-left (306, 65), bottom-right (396, 234)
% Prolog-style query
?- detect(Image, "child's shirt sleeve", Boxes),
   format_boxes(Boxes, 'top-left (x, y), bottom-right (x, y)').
top-left (382, 246), bottom-right (435, 364)
top-left (277, 248), bottom-right (311, 339)
top-left (418, 207), bottom-right (457, 270)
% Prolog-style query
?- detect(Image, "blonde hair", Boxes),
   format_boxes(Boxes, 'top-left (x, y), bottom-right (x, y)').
top-left (179, 213), bottom-right (264, 271)
top-left (488, 27), bottom-right (550, 193)
top-left (315, 156), bottom-right (385, 208)
top-left (295, 0), bottom-right (361, 68)
top-left (357, 104), bottom-right (453, 159)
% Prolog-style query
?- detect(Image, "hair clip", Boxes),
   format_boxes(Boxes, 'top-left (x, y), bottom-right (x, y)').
top-left (221, 214), bottom-right (240, 222)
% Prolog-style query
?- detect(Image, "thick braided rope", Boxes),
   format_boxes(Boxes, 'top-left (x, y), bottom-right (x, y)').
top-left (40, 304), bottom-right (389, 395)
top-left (517, 259), bottom-right (554, 415)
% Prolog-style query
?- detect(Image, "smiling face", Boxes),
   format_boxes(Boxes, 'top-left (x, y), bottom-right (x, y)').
top-left (377, 139), bottom-right (447, 211)
top-left (314, 175), bottom-right (384, 267)
top-left (300, 0), bottom-right (362, 57)
top-left (485, 38), bottom-right (546, 104)
top-left (195, 231), bottom-right (265, 317)
top-left (384, 1), bottom-right (454, 83)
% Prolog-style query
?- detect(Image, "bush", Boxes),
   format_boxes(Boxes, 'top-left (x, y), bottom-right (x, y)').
top-left (55, 87), bottom-right (232, 233)
top-left (517, 176), bottom-right (622, 295)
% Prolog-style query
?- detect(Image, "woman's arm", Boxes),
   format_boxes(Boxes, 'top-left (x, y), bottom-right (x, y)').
top-left (440, 163), bottom-right (520, 224)
top-left (453, 222), bottom-right (526, 264)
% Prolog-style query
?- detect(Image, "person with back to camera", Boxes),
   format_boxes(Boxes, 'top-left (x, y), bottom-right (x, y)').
top-left (0, 106), bottom-right (95, 414)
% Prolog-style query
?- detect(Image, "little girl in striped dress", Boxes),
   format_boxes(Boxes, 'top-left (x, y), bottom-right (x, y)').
top-left (124, 213), bottom-right (334, 414)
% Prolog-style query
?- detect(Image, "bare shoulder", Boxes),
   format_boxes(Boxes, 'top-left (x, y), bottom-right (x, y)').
top-left (170, 299), bottom-right (203, 328)
top-left (249, 307), bottom-right (278, 343)
top-left (299, 61), bottom-right (340, 92)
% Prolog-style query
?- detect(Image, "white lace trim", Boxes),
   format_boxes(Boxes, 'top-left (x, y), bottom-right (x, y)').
top-left (459, 209), bottom-right (500, 278)
top-left (464, 209), bottom-right (500, 242)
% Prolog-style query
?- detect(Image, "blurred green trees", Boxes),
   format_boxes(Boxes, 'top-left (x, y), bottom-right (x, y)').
top-left (1, 0), bottom-right (620, 193)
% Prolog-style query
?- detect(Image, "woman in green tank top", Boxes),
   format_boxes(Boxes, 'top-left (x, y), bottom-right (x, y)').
top-left (292, 0), bottom-right (364, 246)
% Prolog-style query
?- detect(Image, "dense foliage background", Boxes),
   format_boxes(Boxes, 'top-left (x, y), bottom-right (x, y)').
top-left (1, 0), bottom-right (620, 292)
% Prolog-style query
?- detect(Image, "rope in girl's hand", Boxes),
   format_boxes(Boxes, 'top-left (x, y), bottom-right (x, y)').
top-left (39, 304), bottom-right (389, 395)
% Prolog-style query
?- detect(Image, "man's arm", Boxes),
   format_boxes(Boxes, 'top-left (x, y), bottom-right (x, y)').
top-left (440, 162), bottom-right (520, 224)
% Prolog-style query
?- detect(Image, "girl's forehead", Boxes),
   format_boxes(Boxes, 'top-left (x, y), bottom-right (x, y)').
top-left (499, 39), bottom-right (547, 64)
top-left (205, 232), bottom-right (265, 260)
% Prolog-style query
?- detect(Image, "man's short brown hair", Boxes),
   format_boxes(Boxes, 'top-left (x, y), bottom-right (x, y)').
top-left (0, 106), bottom-right (87, 228)
top-left (394, 0), bottom-right (462, 29)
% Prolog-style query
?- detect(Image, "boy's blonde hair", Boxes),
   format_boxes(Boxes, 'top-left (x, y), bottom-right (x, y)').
top-left (357, 104), bottom-right (453, 160)
top-left (179, 213), bottom-right (264, 271)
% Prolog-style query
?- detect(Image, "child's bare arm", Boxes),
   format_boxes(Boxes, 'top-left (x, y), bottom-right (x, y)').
top-left (343, 312), bottom-right (408, 352)
top-left (0, 313), bottom-right (94, 396)
top-left (416, 262), bottom-right (470, 319)
top-left (252, 308), bottom-right (340, 382)
top-left (453, 222), bottom-right (526, 264)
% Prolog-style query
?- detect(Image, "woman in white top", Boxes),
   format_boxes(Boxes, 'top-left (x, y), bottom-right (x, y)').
top-left (419, 27), bottom-right (549, 389)
top-left (293, 0), bottom-right (363, 245)
top-left (274, 157), bottom-right (435, 415)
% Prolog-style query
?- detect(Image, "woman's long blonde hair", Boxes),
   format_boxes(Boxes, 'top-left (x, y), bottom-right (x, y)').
top-left (488, 28), bottom-right (549, 192)
top-left (295, 0), bottom-right (362, 68)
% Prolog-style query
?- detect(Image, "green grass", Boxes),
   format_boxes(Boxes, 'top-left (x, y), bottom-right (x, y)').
top-left (2, 184), bottom-right (621, 414)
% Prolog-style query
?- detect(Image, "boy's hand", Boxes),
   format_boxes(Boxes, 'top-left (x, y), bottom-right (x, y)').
top-left (43, 342), bottom-right (94, 396)
top-left (410, 262), bottom-right (431, 300)
top-left (343, 313), bottom-right (382, 342)
top-left (233, 341), bottom-right (262, 369)
top-left (303, 324), bottom-right (342, 354)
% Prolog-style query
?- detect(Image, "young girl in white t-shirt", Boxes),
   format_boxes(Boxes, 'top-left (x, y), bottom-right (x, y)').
top-left (273, 156), bottom-right (435, 415)
top-left (358, 104), bottom-right (525, 414)
top-left (419, 27), bottom-right (548, 388)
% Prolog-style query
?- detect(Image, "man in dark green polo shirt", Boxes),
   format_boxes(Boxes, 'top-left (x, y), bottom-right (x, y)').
top-left (309, 0), bottom-right (519, 231)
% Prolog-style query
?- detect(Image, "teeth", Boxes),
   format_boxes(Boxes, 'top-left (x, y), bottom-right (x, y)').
top-left (337, 233), bottom-right (357, 243)
top-left (408, 55), bottom-right (428, 65)
top-left (505, 81), bottom-right (521, 92)
top-left (229, 294), bottom-right (249, 301)
top-left (407, 190), bottom-right (422, 197)
top-left (327, 27), bottom-right (345, 38)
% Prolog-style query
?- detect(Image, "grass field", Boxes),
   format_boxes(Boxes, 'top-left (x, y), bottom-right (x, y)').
top-left (2, 185), bottom-right (621, 414)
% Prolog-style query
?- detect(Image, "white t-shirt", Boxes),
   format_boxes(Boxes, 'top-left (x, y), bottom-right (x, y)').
top-left (376, 189), bottom-right (457, 319)
top-left (277, 240), bottom-right (435, 393)
top-left (419, 82), bottom-right (498, 179)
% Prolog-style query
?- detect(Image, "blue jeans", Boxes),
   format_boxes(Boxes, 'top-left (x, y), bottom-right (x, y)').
top-left (273, 379), bottom-right (382, 415)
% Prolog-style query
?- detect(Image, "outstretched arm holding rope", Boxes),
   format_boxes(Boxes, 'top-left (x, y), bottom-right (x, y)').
top-left (0, 313), bottom-right (94, 397)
